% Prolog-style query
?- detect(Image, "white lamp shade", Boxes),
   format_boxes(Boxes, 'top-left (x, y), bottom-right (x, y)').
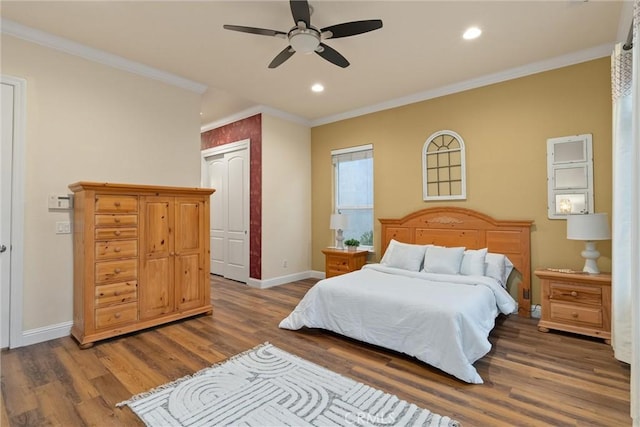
top-left (330, 213), bottom-right (348, 230)
top-left (567, 213), bottom-right (611, 241)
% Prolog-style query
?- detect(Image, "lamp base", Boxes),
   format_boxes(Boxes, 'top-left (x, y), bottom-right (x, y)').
top-left (335, 229), bottom-right (345, 250)
top-left (580, 241), bottom-right (601, 274)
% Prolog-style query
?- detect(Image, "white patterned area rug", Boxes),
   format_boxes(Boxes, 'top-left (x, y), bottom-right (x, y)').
top-left (117, 343), bottom-right (460, 427)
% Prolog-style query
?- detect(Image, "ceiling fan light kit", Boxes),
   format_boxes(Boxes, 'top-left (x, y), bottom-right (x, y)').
top-left (223, 0), bottom-right (383, 68)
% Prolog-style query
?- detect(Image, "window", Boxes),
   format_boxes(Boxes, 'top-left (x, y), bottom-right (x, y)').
top-left (547, 134), bottom-right (594, 219)
top-left (422, 130), bottom-right (467, 201)
top-left (332, 144), bottom-right (374, 249)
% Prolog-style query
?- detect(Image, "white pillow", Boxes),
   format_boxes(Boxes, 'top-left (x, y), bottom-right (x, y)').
top-left (460, 248), bottom-right (488, 276)
top-left (485, 253), bottom-right (514, 287)
top-left (423, 246), bottom-right (465, 275)
top-left (380, 240), bottom-right (428, 272)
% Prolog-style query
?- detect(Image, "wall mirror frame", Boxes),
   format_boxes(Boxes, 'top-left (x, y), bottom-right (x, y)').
top-left (422, 130), bottom-right (467, 201)
top-left (547, 133), bottom-right (594, 219)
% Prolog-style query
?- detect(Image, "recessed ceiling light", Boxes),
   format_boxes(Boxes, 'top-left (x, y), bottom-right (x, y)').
top-left (463, 27), bottom-right (482, 40)
top-left (311, 83), bottom-right (324, 93)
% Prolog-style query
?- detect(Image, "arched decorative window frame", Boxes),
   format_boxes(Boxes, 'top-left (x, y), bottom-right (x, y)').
top-left (422, 130), bottom-right (467, 201)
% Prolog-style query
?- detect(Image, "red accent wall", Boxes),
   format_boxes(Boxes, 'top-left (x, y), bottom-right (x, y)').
top-left (201, 114), bottom-right (262, 280)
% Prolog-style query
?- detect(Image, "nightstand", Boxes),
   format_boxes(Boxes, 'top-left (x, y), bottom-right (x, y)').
top-left (322, 248), bottom-right (368, 278)
top-left (535, 268), bottom-right (611, 343)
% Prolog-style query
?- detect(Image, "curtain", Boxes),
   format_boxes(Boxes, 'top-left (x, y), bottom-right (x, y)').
top-left (612, 1), bottom-right (639, 424)
top-left (611, 33), bottom-right (633, 365)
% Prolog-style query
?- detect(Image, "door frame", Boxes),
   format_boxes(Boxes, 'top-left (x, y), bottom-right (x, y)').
top-left (201, 139), bottom-right (250, 282)
top-left (1, 75), bottom-right (26, 349)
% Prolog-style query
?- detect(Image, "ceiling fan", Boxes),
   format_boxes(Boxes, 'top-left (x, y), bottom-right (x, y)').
top-left (223, 0), bottom-right (383, 69)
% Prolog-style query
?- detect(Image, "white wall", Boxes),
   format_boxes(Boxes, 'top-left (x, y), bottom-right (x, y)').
top-left (1, 36), bottom-right (202, 334)
top-left (261, 114), bottom-right (311, 280)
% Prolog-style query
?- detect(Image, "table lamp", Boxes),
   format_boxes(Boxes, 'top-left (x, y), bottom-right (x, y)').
top-left (566, 213), bottom-right (611, 274)
top-left (330, 213), bottom-right (349, 249)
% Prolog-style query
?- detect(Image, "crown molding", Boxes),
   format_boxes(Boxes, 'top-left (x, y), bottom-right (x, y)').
top-left (1, 18), bottom-right (207, 94)
top-left (201, 104), bottom-right (309, 132)
top-left (310, 43), bottom-right (614, 127)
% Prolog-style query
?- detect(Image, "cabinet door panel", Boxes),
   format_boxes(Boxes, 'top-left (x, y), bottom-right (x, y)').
top-left (176, 253), bottom-right (203, 310)
top-left (176, 200), bottom-right (202, 252)
top-left (144, 199), bottom-right (173, 257)
top-left (140, 257), bottom-right (173, 319)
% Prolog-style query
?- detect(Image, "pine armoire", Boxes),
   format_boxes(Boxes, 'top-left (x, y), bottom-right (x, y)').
top-left (69, 182), bottom-right (215, 348)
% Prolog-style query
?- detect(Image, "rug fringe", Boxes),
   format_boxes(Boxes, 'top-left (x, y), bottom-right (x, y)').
top-left (116, 341), bottom-right (271, 408)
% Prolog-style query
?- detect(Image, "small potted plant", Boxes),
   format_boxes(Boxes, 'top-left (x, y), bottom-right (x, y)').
top-left (344, 239), bottom-right (360, 251)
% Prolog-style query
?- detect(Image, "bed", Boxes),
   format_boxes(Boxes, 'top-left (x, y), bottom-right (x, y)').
top-left (279, 207), bottom-right (533, 384)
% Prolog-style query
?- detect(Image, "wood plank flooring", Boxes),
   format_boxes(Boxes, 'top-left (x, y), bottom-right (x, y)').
top-left (1, 275), bottom-right (632, 426)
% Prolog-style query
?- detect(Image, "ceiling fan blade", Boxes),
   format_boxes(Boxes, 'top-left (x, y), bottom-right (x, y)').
top-left (269, 46), bottom-right (295, 69)
top-left (315, 43), bottom-right (349, 68)
top-left (321, 19), bottom-right (383, 39)
top-left (223, 24), bottom-right (286, 38)
top-left (290, 0), bottom-right (310, 26)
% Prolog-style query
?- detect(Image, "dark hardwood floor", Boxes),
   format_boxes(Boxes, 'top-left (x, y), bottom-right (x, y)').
top-left (1, 275), bottom-right (632, 426)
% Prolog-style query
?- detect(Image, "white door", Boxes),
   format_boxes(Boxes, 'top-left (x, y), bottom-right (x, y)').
top-left (205, 145), bottom-right (249, 283)
top-left (1, 82), bottom-right (14, 348)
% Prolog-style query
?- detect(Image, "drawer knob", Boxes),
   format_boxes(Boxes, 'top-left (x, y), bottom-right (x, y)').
top-left (114, 218), bottom-right (121, 223)
top-left (571, 312), bottom-right (579, 318)
top-left (114, 312), bottom-right (121, 319)
top-left (114, 230), bottom-right (121, 236)
top-left (114, 247), bottom-right (121, 253)
top-left (114, 201), bottom-right (121, 207)
top-left (570, 291), bottom-right (578, 297)
top-left (114, 291), bottom-right (120, 296)
top-left (114, 268), bottom-right (121, 274)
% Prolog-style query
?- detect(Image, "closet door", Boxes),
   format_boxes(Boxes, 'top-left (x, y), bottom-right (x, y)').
top-left (139, 196), bottom-right (174, 319)
top-left (206, 147), bottom-right (249, 283)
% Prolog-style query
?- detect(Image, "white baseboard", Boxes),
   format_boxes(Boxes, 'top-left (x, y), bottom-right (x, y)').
top-left (13, 272), bottom-right (327, 348)
top-left (246, 270), bottom-right (326, 289)
top-left (16, 321), bottom-right (73, 348)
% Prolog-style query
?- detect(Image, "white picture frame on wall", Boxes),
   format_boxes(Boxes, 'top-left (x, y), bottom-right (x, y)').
top-left (547, 134), bottom-right (594, 219)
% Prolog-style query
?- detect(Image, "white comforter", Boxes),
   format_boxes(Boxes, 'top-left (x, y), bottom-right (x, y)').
top-left (279, 264), bottom-right (517, 384)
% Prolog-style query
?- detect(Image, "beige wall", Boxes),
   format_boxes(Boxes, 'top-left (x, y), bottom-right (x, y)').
top-left (311, 58), bottom-right (613, 304)
top-left (261, 114), bottom-right (311, 280)
top-left (2, 36), bottom-right (203, 331)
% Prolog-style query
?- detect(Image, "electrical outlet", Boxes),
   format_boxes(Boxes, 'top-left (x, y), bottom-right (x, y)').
top-left (282, 259), bottom-right (288, 268)
top-left (56, 221), bottom-right (71, 234)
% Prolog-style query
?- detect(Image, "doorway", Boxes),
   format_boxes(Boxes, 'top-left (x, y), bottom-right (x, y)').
top-left (202, 140), bottom-right (250, 283)
top-left (1, 75), bottom-right (26, 349)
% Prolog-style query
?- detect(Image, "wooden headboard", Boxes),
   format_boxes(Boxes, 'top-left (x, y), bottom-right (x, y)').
top-left (379, 207), bottom-right (533, 318)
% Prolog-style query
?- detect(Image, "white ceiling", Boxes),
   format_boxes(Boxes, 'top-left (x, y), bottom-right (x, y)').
top-left (0, 1), bottom-right (632, 129)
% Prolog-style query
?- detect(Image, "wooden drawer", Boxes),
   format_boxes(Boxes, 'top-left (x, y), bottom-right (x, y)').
top-left (550, 302), bottom-right (603, 327)
top-left (95, 195), bottom-right (138, 213)
top-left (95, 214), bottom-right (138, 227)
top-left (327, 256), bottom-right (351, 273)
top-left (95, 302), bottom-right (138, 329)
top-left (549, 282), bottom-right (602, 305)
top-left (95, 259), bottom-right (137, 283)
top-left (95, 240), bottom-right (138, 260)
top-left (95, 281), bottom-right (137, 308)
top-left (95, 227), bottom-right (138, 240)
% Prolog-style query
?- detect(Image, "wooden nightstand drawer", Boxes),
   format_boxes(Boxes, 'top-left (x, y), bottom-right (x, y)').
top-left (549, 282), bottom-right (602, 305)
top-left (328, 257), bottom-right (350, 272)
top-left (550, 302), bottom-right (602, 327)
